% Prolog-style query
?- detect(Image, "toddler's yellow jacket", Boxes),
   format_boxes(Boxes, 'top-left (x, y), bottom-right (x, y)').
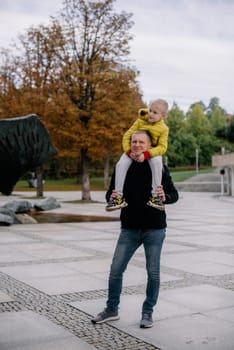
top-left (122, 109), bottom-right (169, 157)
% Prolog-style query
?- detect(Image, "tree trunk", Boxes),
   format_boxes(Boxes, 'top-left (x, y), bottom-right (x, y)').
top-left (51, 158), bottom-right (61, 179)
top-left (80, 148), bottom-right (91, 200)
top-left (104, 156), bottom-right (110, 189)
top-left (36, 166), bottom-right (43, 197)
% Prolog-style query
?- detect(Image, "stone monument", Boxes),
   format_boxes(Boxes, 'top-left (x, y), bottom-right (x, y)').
top-left (0, 114), bottom-right (57, 195)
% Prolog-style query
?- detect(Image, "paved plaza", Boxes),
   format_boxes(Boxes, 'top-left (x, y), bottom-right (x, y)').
top-left (0, 190), bottom-right (234, 350)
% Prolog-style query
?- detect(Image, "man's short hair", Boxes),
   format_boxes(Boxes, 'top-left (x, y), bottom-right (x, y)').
top-left (131, 130), bottom-right (152, 143)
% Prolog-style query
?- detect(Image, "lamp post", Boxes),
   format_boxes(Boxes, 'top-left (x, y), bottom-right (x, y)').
top-left (195, 149), bottom-right (199, 173)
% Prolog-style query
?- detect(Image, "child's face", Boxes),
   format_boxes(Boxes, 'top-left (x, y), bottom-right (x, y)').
top-left (148, 102), bottom-right (166, 123)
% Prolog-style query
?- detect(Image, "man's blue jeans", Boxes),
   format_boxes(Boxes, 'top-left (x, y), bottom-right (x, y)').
top-left (106, 228), bottom-right (166, 314)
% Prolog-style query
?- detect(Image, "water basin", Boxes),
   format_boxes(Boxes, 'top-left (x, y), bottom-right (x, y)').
top-left (31, 212), bottom-right (119, 224)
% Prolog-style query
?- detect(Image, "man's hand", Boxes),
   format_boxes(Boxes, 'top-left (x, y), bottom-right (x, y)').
top-left (110, 189), bottom-right (118, 199)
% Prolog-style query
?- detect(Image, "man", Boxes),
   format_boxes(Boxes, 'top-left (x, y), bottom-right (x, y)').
top-left (91, 130), bottom-right (178, 328)
top-left (106, 99), bottom-right (169, 211)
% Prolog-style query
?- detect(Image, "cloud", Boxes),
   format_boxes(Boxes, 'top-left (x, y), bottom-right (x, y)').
top-left (0, 0), bottom-right (233, 112)
top-left (117, 0), bottom-right (234, 111)
top-left (0, 0), bottom-right (61, 44)
top-left (117, 0), bottom-right (234, 40)
top-left (0, 0), bottom-right (60, 15)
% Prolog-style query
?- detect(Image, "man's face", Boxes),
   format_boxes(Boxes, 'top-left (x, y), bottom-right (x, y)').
top-left (131, 132), bottom-right (151, 155)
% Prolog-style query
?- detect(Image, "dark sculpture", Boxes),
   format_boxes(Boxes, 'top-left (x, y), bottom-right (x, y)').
top-left (0, 114), bottom-right (57, 195)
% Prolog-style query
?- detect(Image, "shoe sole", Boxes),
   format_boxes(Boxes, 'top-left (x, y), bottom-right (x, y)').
top-left (91, 315), bottom-right (120, 324)
top-left (105, 203), bottom-right (128, 211)
top-left (147, 202), bottom-right (165, 211)
top-left (140, 323), bottom-right (153, 328)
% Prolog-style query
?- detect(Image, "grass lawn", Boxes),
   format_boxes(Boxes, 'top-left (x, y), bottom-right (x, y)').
top-left (14, 168), bottom-right (215, 192)
top-left (170, 168), bottom-right (214, 182)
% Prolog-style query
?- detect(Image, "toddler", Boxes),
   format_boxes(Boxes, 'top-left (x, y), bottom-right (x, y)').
top-left (106, 99), bottom-right (169, 211)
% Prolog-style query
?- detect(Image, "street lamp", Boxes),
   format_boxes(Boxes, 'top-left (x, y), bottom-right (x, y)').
top-left (195, 149), bottom-right (199, 173)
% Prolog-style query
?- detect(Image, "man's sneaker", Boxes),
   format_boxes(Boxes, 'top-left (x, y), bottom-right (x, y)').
top-left (105, 196), bottom-right (128, 211)
top-left (140, 313), bottom-right (153, 328)
top-left (147, 196), bottom-right (165, 211)
top-left (91, 309), bottom-right (119, 324)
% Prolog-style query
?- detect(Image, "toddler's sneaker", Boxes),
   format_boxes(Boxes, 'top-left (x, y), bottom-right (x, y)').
top-left (147, 196), bottom-right (165, 211)
top-left (105, 196), bottom-right (128, 211)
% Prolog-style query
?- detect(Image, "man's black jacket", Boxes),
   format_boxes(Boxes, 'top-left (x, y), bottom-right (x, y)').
top-left (106, 161), bottom-right (179, 229)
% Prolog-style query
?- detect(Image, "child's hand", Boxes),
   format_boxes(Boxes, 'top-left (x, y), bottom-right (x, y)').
top-left (129, 152), bottom-right (136, 160)
top-left (129, 152), bottom-right (144, 162)
top-left (135, 153), bottom-right (145, 163)
top-left (156, 185), bottom-right (166, 202)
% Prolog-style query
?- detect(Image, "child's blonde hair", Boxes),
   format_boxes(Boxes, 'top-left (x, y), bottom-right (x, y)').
top-left (150, 99), bottom-right (168, 115)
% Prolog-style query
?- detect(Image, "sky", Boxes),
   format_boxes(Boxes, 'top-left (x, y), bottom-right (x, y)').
top-left (0, 0), bottom-right (233, 113)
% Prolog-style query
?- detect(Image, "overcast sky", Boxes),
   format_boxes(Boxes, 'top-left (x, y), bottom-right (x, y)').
top-left (0, 0), bottom-right (233, 113)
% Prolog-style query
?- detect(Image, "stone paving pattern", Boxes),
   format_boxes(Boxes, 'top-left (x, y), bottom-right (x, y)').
top-left (0, 191), bottom-right (234, 350)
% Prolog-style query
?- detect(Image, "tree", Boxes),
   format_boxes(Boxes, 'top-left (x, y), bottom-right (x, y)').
top-left (0, 0), bottom-right (140, 199)
top-left (185, 103), bottom-right (222, 165)
top-left (49, 0), bottom-right (136, 200)
top-left (206, 97), bottom-right (226, 118)
top-left (216, 116), bottom-right (234, 144)
top-left (209, 106), bottom-right (226, 132)
top-left (226, 118), bottom-right (234, 143)
top-left (166, 103), bottom-right (188, 166)
top-left (166, 102), bottom-right (185, 135)
top-left (189, 100), bottom-right (206, 111)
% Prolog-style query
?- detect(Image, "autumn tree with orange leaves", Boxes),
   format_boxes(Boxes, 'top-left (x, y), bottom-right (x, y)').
top-left (0, 0), bottom-right (143, 200)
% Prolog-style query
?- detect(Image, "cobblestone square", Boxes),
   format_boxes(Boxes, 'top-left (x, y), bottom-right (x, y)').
top-left (0, 191), bottom-right (233, 350)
